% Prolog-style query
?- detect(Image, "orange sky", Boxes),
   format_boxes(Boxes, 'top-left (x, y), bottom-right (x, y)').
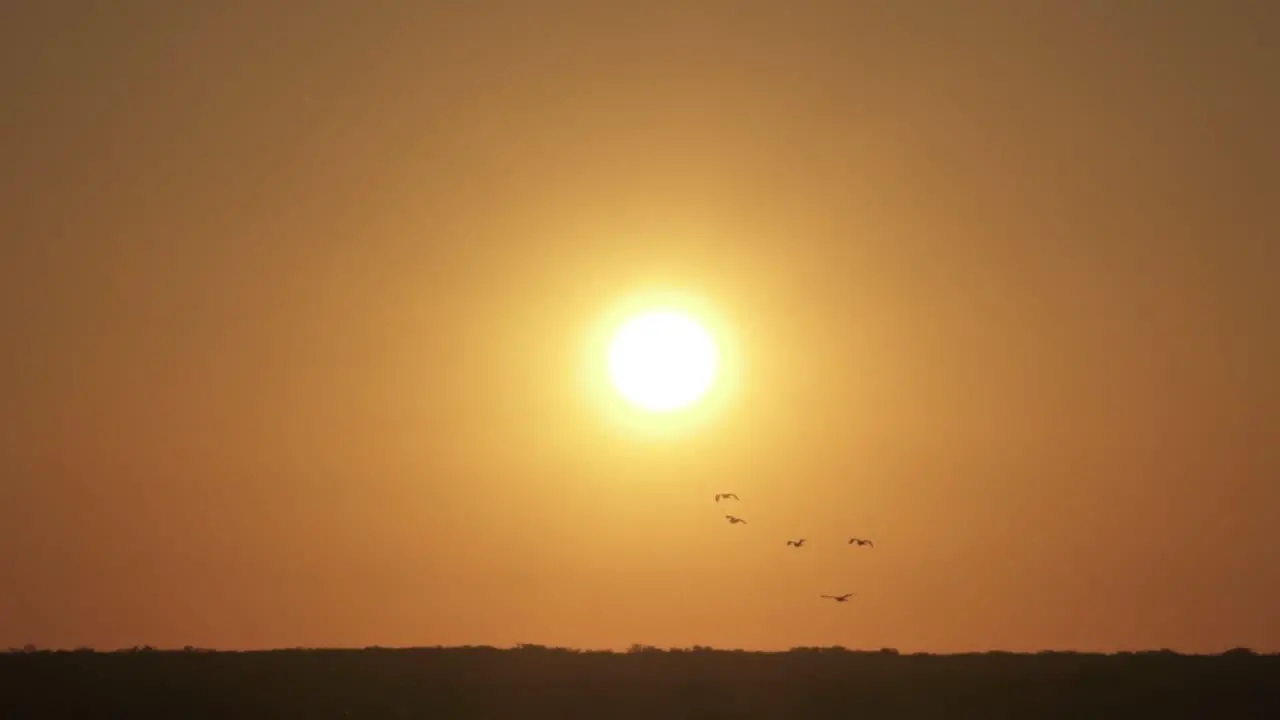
top-left (1, 1), bottom-right (1276, 653)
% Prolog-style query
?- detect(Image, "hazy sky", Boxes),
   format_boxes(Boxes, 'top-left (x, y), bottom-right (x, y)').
top-left (1, 1), bottom-right (1276, 653)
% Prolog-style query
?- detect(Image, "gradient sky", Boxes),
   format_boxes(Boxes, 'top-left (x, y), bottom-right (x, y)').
top-left (2, 1), bottom-right (1276, 653)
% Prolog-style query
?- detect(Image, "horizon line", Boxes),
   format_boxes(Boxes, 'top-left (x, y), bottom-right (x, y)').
top-left (4, 644), bottom-right (1274, 657)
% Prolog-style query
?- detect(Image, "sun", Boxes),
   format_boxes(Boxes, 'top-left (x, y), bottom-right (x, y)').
top-left (606, 309), bottom-right (720, 413)
top-left (581, 287), bottom-right (741, 436)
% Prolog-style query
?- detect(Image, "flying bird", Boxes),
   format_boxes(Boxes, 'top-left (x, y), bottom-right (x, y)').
top-left (725, 515), bottom-right (747, 525)
top-left (848, 537), bottom-right (875, 548)
top-left (714, 493), bottom-right (740, 503)
top-left (785, 539), bottom-right (806, 548)
top-left (820, 593), bottom-right (855, 603)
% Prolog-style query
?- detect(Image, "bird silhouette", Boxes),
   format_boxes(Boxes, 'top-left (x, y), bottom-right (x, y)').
top-left (785, 539), bottom-right (806, 547)
top-left (725, 515), bottom-right (747, 525)
top-left (714, 493), bottom-right (740, 503)
top-left (820, 593), bottom-right (855, 602)
top-left (848, 537), bottom-right (875, 548)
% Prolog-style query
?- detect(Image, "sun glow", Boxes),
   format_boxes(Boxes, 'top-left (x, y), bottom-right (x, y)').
top-left (606, 310), bottom-right (720, 413)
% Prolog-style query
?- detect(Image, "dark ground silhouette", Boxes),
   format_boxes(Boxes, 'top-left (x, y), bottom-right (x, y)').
top-left (2, 644), bottom-right (1276, 718)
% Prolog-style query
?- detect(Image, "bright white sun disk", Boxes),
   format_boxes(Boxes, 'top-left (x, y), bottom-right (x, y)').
top-left (607, 311), bottom-right (719, 412)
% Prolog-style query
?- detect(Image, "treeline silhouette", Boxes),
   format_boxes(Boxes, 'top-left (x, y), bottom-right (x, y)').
top-left (2, 644), bottom-right (1276, 718)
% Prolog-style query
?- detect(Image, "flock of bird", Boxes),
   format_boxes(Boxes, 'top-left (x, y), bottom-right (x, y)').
top-left (712, 492), bottom-right (874, 603)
